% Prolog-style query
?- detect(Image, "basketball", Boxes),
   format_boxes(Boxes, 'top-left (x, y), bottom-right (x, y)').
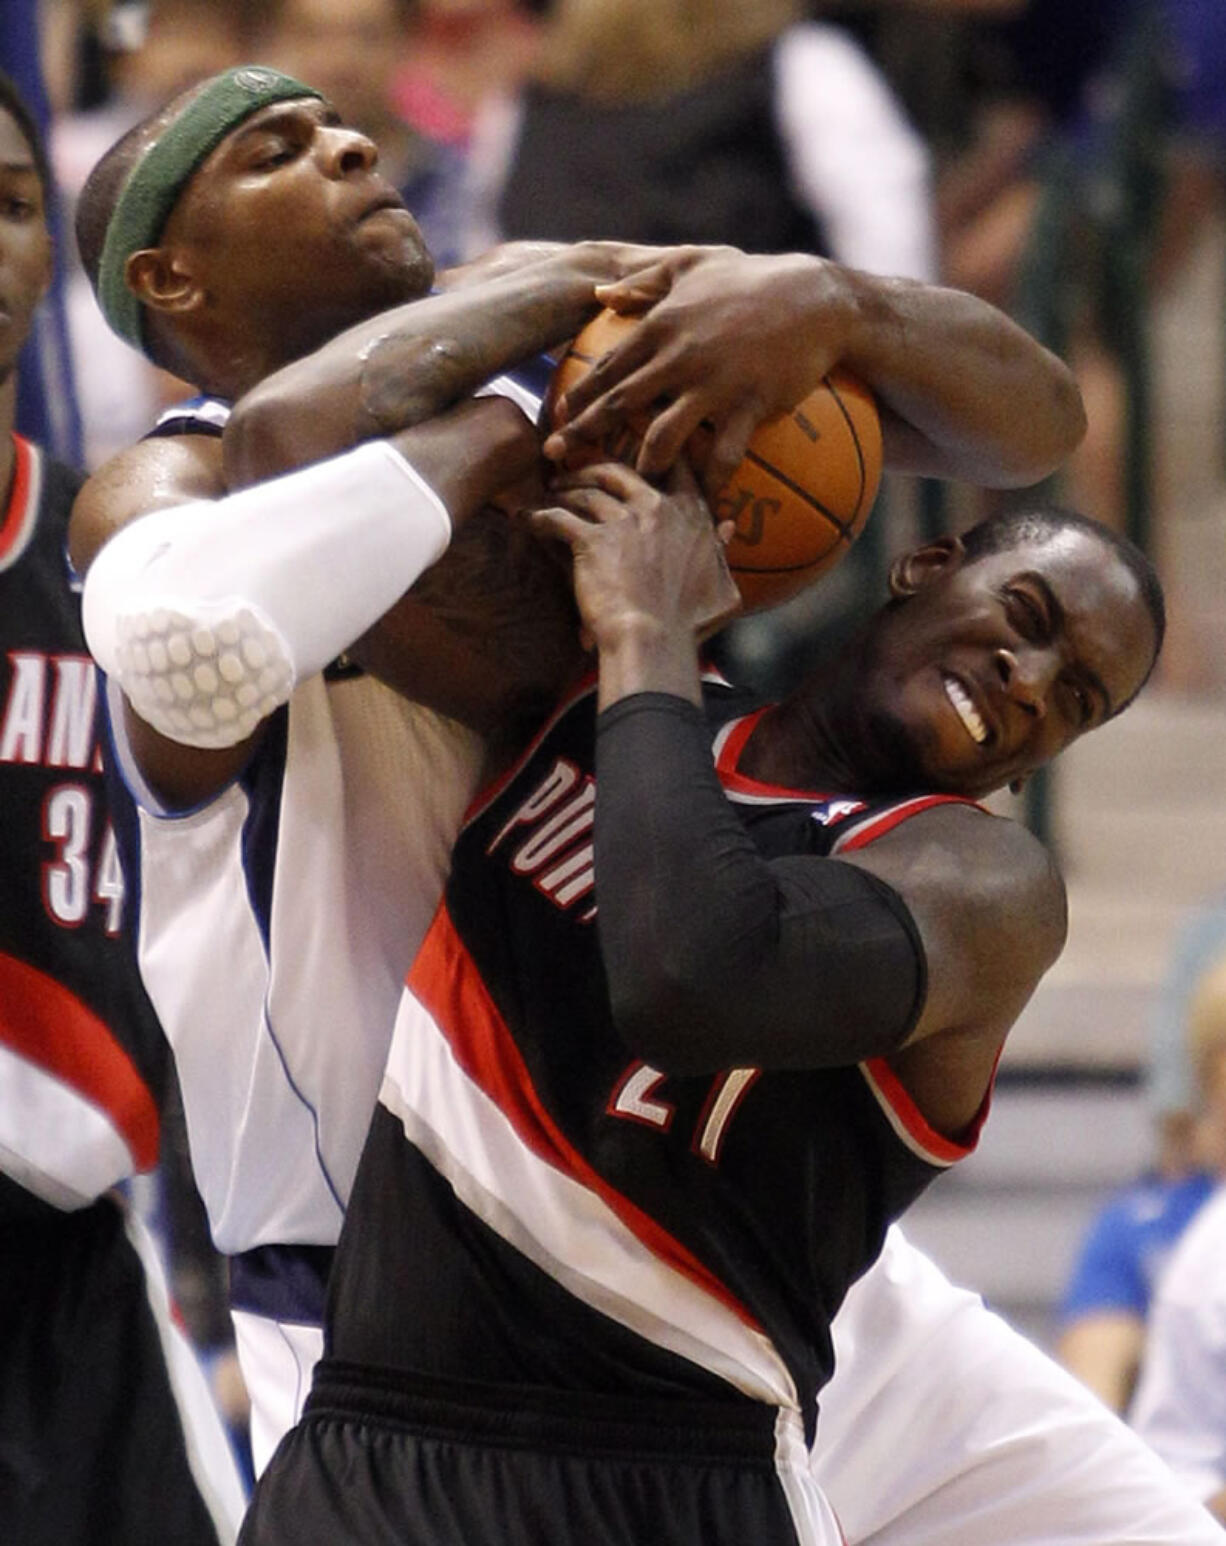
top-left (545, 308), bottom-right (883, 611)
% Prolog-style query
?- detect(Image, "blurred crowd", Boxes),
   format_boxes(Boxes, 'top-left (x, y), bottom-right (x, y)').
top-left (31, 0), bottom-right (1226, 515)
top-left (26, 0), bottom-right (1226, 692)
top-left (11, 0), bottom-right (1226, 1526)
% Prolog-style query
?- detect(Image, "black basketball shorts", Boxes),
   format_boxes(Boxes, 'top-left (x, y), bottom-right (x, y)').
top-left (239, 1360), bottom-right (846, 1545)
top-left (0, 1189), bottom-right (232, 1546)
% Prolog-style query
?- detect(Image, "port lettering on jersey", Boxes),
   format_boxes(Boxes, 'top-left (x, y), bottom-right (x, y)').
top-left (489, 757), bottom-right (598, 917)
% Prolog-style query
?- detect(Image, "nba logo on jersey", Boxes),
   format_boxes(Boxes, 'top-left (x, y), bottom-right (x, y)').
top-left (810, 798), bottom-right (864, 827)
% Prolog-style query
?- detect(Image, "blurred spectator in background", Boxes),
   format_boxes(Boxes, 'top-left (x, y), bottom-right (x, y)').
top-left (1, 0), bottom-right (81, 462)
top-left (1130, 954), bottom-right (1226, 1525)
top-left (394, 0), bottom-right (545, 156)
top-left (461, 0), bottom-right (936, 281)
top-left (1151, 890), bottom-right (1226, 1142)
top-left (51, 0), bottom-right (247, 467)
top-left (1056, 939), bottom-right (1226, 1413)
top-left (933, 0), bottom-right (1225, 546)
top-left (933, 0), bottom-right (1133, 306)
top-left (249, 0), bottom-right (471, 268)
top-left (1056, 1121), bottom-right (1212, 1414)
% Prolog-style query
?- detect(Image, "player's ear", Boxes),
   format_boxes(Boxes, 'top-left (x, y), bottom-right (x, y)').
top-left (124, 245), bottom-right (203, 318)
top-left (888, 535), bottom-right (966, 599)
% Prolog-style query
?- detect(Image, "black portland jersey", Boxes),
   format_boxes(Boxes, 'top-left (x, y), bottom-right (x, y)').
top-left (331, 672), bottom-right (990, 1436)
top-left (0, 435), bottom-right (167, 1218)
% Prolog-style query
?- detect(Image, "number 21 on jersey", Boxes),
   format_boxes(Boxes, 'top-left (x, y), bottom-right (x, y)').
top-left (608, 1062), bottom-right (761, 1164)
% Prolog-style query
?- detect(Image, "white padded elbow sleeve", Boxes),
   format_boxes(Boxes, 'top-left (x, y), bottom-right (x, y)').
top-left (83, 439), bottom-right (451, 749)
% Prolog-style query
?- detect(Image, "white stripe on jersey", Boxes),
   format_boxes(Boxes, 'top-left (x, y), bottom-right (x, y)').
top-left (121, 1202), bottom-right (248, 1541)
top-left (773, 1406), bottom-right (848, 1546)
top-left (475, 370), bottom-right (544, 421)
top-left (0, 1042), bottom-right (134, 1207)
top-left (380, 987), bottom-right (800, 1410)
top-left (857, 1061), bottom-right (965, 1169)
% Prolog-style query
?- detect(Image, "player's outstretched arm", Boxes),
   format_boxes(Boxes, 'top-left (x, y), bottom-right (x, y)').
top-left (546, 249), bottom-right (1086, 495)
top-left (221, 240), bottom-right (700, 489)
top-left (73, 398), bottom-right (547, 808)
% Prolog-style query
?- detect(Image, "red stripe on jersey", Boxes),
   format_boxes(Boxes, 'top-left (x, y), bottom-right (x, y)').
top-left (714, 710), bottom-right (847, 802)
top-left (861, 1053), bottom-right (992, 1164)
top-left (834, 794), bottom-right (983, 851)
top-left (714, 710), bottom-right (766, 774)
top-left (409, 907), bottom-right (766, 1332)
top-left (0, 950), bottom-right (160, 1171)
top-left (460, 670), bottom-right (600, 827)
top-left (0, 433), bottom-right (35, 564)
top-left (839, 794), bottom-right (994, 1166)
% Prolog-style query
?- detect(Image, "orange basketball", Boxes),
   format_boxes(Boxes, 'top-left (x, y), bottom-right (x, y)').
top-left (545, 308), bottom-right (883, 611)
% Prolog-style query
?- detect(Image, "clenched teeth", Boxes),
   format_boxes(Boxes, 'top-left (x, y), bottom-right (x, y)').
top-left (943, 674), bottom-right (988, 745)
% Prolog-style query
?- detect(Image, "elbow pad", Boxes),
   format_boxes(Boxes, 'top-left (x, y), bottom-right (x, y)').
top-left (83, 440), bottom-right (450, 748)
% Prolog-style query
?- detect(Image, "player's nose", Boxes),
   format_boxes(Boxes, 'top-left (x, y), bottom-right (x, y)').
top-left (317, 123), bottom-right (378, 177)
top-left (993, 645), bottom-right (1051, 719)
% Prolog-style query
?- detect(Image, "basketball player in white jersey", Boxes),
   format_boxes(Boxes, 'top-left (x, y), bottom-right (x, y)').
top-left (69, 65), bottom-right (1220, 1543)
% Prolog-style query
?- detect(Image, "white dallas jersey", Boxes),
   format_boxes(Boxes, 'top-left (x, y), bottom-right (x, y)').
top-left (103, 390), bottom-right (518, 1253)
top-left (107, 373), bottom-right (547, 1471)
top-left (106, 664), bottom-right (483, 1252)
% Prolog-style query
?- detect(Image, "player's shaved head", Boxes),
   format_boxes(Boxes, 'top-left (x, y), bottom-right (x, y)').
top-left (958, 503), bottom-right (1165, 708)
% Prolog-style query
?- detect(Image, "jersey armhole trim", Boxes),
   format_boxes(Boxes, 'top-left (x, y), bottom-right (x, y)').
top-left (0, 434), bottom-right (42, 573)
top-left (831, 793), bottom-right (985, 852)
top-left (859, 1051), bottom-right (995, 1167)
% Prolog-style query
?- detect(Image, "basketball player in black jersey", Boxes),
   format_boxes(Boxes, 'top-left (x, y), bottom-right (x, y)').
top-left (0, 74), bottom-right (245, 1544)
top-left (67, 67), bottom-right (1202, 1546)
top-left (233, 481), bottom-right (1162, 1544)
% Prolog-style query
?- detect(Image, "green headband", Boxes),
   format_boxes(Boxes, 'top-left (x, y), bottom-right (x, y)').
top-left (98, 65), bottom-right (323, 351)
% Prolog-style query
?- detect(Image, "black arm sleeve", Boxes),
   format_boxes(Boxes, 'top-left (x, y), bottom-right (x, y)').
top-left (595, 692), bottom-right (927, 1074)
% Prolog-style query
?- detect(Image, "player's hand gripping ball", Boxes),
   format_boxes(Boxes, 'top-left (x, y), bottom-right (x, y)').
top-left (545, 309), bottom-right (883, 611)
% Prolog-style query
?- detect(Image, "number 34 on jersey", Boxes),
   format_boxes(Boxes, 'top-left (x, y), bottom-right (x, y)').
top-left (0, 650), bottom-right (127, 934)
